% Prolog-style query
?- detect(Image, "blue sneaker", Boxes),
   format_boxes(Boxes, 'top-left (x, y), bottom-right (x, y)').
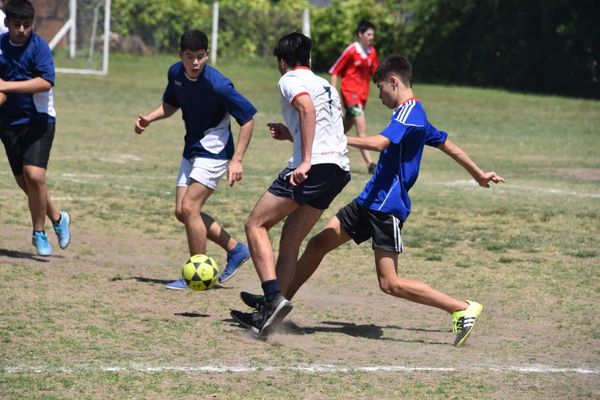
top-left (52, 211), bottom-right (71, 249)
top-left (32, 231), bottom-right (52, 256)
top-left (165, 278), bottom-right (188, 290)
top-left (219, 242), bottom-right (251, 283)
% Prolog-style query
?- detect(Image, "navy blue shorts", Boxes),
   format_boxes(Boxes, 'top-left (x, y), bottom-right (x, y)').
top-left (1, 123), bottom-right (55, 175)
top-left (267, 164), bottom-right (351, 210)
top-left (337, 200), bottom-right (405, 253)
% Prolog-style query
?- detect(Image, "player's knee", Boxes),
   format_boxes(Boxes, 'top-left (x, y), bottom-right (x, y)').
top-left (23, 172), bottom-right (46, 189)
top-left (378, 277), bottom-right (404, 297)
top-left (174, 209), bottom-right (185, 223)
top-left (180, 202), bottom-right (198, 221)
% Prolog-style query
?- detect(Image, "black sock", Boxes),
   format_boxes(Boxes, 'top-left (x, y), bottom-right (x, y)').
top-left (261, 279), bottom-right (280, 303)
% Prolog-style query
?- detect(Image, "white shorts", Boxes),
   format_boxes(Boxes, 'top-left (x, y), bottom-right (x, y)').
top-left (176, 157), bottom-right (229, 190)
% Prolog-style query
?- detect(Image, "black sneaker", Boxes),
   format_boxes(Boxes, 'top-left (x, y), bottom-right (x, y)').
top-left (231, 294), bottom-right (293, 336)
top-left (230, 310), bottom-right (263, 336)
top-left (240, 291), bottom-right (265, 309)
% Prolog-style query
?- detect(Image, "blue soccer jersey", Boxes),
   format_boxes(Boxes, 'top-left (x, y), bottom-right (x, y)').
top-left (162, 63), bottom-right (256, 160)
top-left (0, 33), bottom-right (56, 125)
top-left (355, 98), bottom-right (448, 221)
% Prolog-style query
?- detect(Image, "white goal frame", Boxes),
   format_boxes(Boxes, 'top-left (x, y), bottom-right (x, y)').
top-left (48, 0), bottom-right (112, 76)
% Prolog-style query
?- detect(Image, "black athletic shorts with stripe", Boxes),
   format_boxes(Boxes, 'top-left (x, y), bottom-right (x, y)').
top-left (337, 200), bottom-right (405, 253)
top-left (0, 123), bottom-right (55, 175)
top-left (267, 163), bottom-right (351, 210)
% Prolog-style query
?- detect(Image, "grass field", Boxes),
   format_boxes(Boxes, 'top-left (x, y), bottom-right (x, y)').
top-left (1, 53), bottom-right (599, 399)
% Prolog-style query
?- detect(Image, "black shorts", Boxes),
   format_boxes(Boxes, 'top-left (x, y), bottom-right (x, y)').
top-left (267, 163), bottom-right (351, 210)
top-left (0, 123), bottom-right (55, 175)
top-left (337, 200), bottom-right (405, 253)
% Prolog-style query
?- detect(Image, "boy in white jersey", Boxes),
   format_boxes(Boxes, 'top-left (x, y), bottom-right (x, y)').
top-left (239, 55), bottom-right (505, 347)
top-left (230, 32), bottom-right (351, 336)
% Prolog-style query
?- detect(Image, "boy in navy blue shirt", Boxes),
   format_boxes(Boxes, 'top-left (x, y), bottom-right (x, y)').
top-left (240, 55), bottom-right (505, 346)
top-left (135, 30), bottom-right (256, 288)
top-left (0, 0), bottom-right (71, 256)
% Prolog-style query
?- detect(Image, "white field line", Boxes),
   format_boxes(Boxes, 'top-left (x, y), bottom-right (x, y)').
top-left (2, 363), bottom-right (598, 375)
top-left (433, 180), bottom-right (600, 199)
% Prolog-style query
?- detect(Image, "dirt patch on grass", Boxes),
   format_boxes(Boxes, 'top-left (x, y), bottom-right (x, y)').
top-left (545, 168), bottom-right (600, 181)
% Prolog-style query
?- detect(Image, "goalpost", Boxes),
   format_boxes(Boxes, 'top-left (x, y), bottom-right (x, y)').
top-left (48, 0), bottom-right (112, 76)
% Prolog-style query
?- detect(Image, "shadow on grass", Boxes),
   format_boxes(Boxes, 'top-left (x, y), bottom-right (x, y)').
top-left (175, 312), bottom-right (210, 318)
top-left (303, 321), bottom-right (449, 345)
top-left (115, 276), bottom-right (232, 292)
top-left (225, 318), bottom-right (450, 345)
top-left (0, 248), bottom-right (51, 262)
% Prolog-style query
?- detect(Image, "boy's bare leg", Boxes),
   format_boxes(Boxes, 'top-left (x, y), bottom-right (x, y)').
top-left (244, 191), bottom-right (299, 282)
top-left (20, 165), bottom-right (59, 230)
top-left (275, 204), bottom-right (324, 295)
top-left (181, 181), bottom-right (213, 255)
top-left (283, 216), bottom-right (351, 299)
top-left (374, 249), bottom-right (468, 313)
top-left (175, 188), bottom-right (237, 252)
top-left (16, 171), bottom-right (61, 225)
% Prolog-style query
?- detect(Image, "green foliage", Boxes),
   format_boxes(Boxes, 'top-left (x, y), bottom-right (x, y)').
top-left (111, 0), bottom-right (598, 97)
top-left (112, 0), bottom-right (211, 51)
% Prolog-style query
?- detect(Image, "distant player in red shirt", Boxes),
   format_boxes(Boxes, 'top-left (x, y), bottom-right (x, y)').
top-left (329, 20), bottom-right (380, 174)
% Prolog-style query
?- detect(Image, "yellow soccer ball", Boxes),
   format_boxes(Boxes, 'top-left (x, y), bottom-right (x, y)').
top-left (181, 254), bottom-right (220, 291)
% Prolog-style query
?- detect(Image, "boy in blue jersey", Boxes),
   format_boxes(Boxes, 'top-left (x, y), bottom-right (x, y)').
top-left (0, 0), bottom-right (71, 256)
top-left (135, 30), bottom-right (256, 288)
top-left (240, 55), bottom-right (505, 346)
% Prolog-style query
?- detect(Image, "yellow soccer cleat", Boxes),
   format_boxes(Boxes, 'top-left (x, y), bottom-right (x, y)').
top-left (452, 300), bottom-right (483, 347)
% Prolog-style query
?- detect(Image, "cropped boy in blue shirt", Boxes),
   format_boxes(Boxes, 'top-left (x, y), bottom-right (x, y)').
top-left (0, 0), bottom-right (71, 256)
top-left (135, 30), bottom-right (256, 287)
top-left (240, 55), bottom-right (505, 346)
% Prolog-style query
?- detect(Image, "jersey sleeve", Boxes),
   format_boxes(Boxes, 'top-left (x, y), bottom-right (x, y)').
top-left (216, 81), bottom-right (257, 126)
top-left (328, 44), bottom-right (354, 76)
top-left (380, 120), bottom-right (408, 144)
top-left (33, 39), bottom-right (55, 86)
top-left (278, 75), bottom-right (309, 105)
top-left (424, 121), bottom-right (448, 147)
top-left (161, 68), bottom-right (180, 108)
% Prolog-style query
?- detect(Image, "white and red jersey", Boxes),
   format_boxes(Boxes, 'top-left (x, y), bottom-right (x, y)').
top-left (329, 42), bottom-right (379, 107)
top-left (277, 66), bottom-right (349, 170)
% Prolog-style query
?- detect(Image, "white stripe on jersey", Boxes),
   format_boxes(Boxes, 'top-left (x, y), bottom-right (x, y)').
top-left (395, 100), bottom-right (416, 124)
top-left (328, 43), bottom-right (355, 74)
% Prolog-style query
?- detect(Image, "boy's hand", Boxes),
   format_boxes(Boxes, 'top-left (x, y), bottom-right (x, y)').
top-left (0, 92), bottom-right (6, 107)
top-left (267, 123), bottom-right (292, 141)
top-left (290, 161), bottom-right (311, 186)
top-left (135, 114), bottom-right (151, 134)
top-left (227, 159), bottom-right (243, 187)
top-left (477, 172), bottom-right (505, 188)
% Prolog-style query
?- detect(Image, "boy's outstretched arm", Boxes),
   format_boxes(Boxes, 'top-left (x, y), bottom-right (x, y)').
top-left (346, 134), bottom-right (390, 152)
top-left (134, 103), bottom-right (178, 134)
top-left (438, 139), bottom-right (505, 188)
top-left (228, 118), bottom-right (254, 187)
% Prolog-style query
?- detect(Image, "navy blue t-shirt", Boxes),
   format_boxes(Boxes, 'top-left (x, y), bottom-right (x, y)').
top-left (355, 98), bottom-right (448, 221)
top-left (0, 33), bottom-right (56, 125)
top-left (162, 63), bottom-right (256, 160)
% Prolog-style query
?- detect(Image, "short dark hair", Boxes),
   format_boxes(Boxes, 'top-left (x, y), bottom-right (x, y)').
top-left (373, 55), bottom-right (413, 88)
top-left (5, 0), bottom-right (35, 21)
top-left (273, 31), bottom-right (311, 68)
top-left (356, 19), bottom-right (375, 36)
top-left (180, 29), bottom-right (208, 52)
